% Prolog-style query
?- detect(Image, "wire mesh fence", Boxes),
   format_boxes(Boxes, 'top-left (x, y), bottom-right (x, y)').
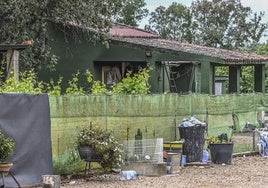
top-left (123, 138), bottom-right (163, 163)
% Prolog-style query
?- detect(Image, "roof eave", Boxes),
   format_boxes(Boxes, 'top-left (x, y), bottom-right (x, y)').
top-left (0, 44), bottom-right (29, 52)
top-left (224, 59), bottom-right (268, 65)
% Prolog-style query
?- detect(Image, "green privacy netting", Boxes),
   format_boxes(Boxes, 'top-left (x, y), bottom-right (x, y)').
top-left (49, 93), bottom-right (268, 158)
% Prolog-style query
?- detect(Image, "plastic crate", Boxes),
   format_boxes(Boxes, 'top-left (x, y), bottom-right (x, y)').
top-left (163, 141), bottom-right (183, 153)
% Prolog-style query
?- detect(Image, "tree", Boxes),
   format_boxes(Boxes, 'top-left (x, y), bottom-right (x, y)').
top-left (145, 2), bottom-right (193, 43)
top-left (0, 0), bottom-right (124, 73)
top-left (146, 0), bottom-right (267, 50)
top-left (256, 43), bottom-right (268, 55)
top-left (114, 0), bottom-right (148, 27)
top-left (191, 0), bottom-right (267, 49)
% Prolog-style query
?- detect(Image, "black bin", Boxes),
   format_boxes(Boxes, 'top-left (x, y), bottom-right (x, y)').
top-left (209, 143), bottom-right (234, 164)
top-left (179, 125), bottom-right (206, 163)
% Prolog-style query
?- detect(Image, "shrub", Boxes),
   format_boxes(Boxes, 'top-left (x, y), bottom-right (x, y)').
top-left (76, 125), bottom-right (124, 170)
top-left (112, 68), bottom-right (150, 94)
top-left (0, 130), bottom-right (15, 162)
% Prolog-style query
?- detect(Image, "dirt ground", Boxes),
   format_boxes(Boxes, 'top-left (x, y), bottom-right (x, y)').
top-left (59, 133), bottom-right (268, 188)
top-left (60, 155), bottom-right (268, 188)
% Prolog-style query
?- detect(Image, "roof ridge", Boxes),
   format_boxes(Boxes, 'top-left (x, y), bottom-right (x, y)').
top-left (110, 22), bottom-right (160, 38)
top-left (112, 22), bottom-right (159, 36)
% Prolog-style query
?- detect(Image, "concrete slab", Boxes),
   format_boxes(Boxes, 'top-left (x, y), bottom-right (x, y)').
top-left (121, 162), bottom-right (166, 177)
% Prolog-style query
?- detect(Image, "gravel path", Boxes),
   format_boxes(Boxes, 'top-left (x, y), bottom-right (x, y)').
top-left (61, 155), bottom-right (268, 188)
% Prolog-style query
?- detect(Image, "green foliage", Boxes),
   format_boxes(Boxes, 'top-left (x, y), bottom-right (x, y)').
top-left (65, 71), bottom-right (85, 95)
top-left (85, 69), bottom-right (109, 94)
top-left (146, 2), bottom-right (193, 43)
top-left (91, 81), bottom-right (109, 95)
top-left (0, 70), bottom-right (42, 94)
top-left (205, 136), bottom-right (222, 144)
top-left (215, 66), bottom-right (256, 93)
top-left (147, 0), bottom-right (267, 49)
top-left (215, 66), bottom-right (228, 76)
top-left (0, 0), bottom-right (125, 72)
top-left (112, 68), bottom-right (150, 94)
top-left (0, 0), bottom-right (151, 72)
top-left (53, 149), bottom-right (83, 175)
top-left (240, 66), bottom-right (254, 93)
top-left (0, 67), bottom-right (151, 95)
top-left (191, 0), bottom-right (267, 49)
top-left (85, 69), bottom-right (93, 84)
top-left (0, 130), bottom-right (15, 162)
top-left (115, 0), bottom-right (148, 27)
top-left (0, 69), bottom-right (63, 95)
top-left (76, 125), bottom-right (124, 170)
top-left (256, 43), bottom-right (268, 56)
top-left (64, 68), bottom-right (151, 95)
top-left (45, 77), bottom-right (63, 96)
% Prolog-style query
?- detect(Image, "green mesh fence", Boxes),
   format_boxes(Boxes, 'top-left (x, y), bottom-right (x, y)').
top-left (49, 93), bottom-right (268, 173)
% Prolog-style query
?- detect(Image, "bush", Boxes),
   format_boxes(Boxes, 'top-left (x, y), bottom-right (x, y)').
top-left (0, 130), bottom-right (15, 162)
top-left (76, 125), bottom-right (124, 170)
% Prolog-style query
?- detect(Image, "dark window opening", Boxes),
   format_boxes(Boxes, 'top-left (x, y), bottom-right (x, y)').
top-left (94, 61), bottom-right (147, 89)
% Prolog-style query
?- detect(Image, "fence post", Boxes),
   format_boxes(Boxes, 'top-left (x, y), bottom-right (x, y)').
top-left (253, 130), bottom-right (256, 151)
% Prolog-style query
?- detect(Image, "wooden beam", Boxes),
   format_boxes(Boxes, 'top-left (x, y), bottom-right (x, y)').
top-left (6, 49), bottom-right (20, 81)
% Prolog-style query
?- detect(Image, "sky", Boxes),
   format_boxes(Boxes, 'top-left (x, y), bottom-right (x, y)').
top-left (140, 0), bottom-right (268, 41)
top-left (143, 0), bottom-right (268, 14)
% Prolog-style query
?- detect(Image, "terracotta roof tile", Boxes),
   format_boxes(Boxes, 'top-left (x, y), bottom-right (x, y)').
top-left (109, 23), bottom-right (159, 38)
top-left (109, 28), bottom-right (159, 38)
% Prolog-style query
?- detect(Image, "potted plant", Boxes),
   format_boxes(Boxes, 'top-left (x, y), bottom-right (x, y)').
top-left (76, 125), bottom-right (124, 171)
top-left (0, 130), bottom-right (15, 174)
top-left (205, 134), bottom-right (234, 165)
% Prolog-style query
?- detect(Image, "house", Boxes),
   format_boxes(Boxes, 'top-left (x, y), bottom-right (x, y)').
top-left (39, 22), bottom-right (268, 94)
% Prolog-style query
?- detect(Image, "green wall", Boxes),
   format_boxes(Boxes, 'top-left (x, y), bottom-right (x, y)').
top-left (49, 93), bottom-right (268, 157)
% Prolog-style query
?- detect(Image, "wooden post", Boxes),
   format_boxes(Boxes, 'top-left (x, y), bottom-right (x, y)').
top-left (6, 49), bottom-right (19, 81)
top-left (229, 65), bottom-right (241, 94)
top-left (254, 64), bottom-right (265, 92)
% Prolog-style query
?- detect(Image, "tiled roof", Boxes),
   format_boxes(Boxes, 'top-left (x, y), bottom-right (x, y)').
top-left (111, 36), bottom-right (268, 63)
top-left (109, 28), bottom-right (159, 38)
top-left (69, 21), bottom-right (268, 63)
top-left (109, 23), bottom-right (159, 38)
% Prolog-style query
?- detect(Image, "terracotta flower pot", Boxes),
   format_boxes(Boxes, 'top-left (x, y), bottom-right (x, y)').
top-left (0, 162), bottom-right (13, 175)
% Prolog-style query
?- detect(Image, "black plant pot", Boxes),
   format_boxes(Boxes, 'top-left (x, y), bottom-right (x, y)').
top-left (209, 142), bottom-right (234, 165)
top-left (77, 146), bottom-right (93, 161)
top-left (77, 146), bottom-right (101, 162)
